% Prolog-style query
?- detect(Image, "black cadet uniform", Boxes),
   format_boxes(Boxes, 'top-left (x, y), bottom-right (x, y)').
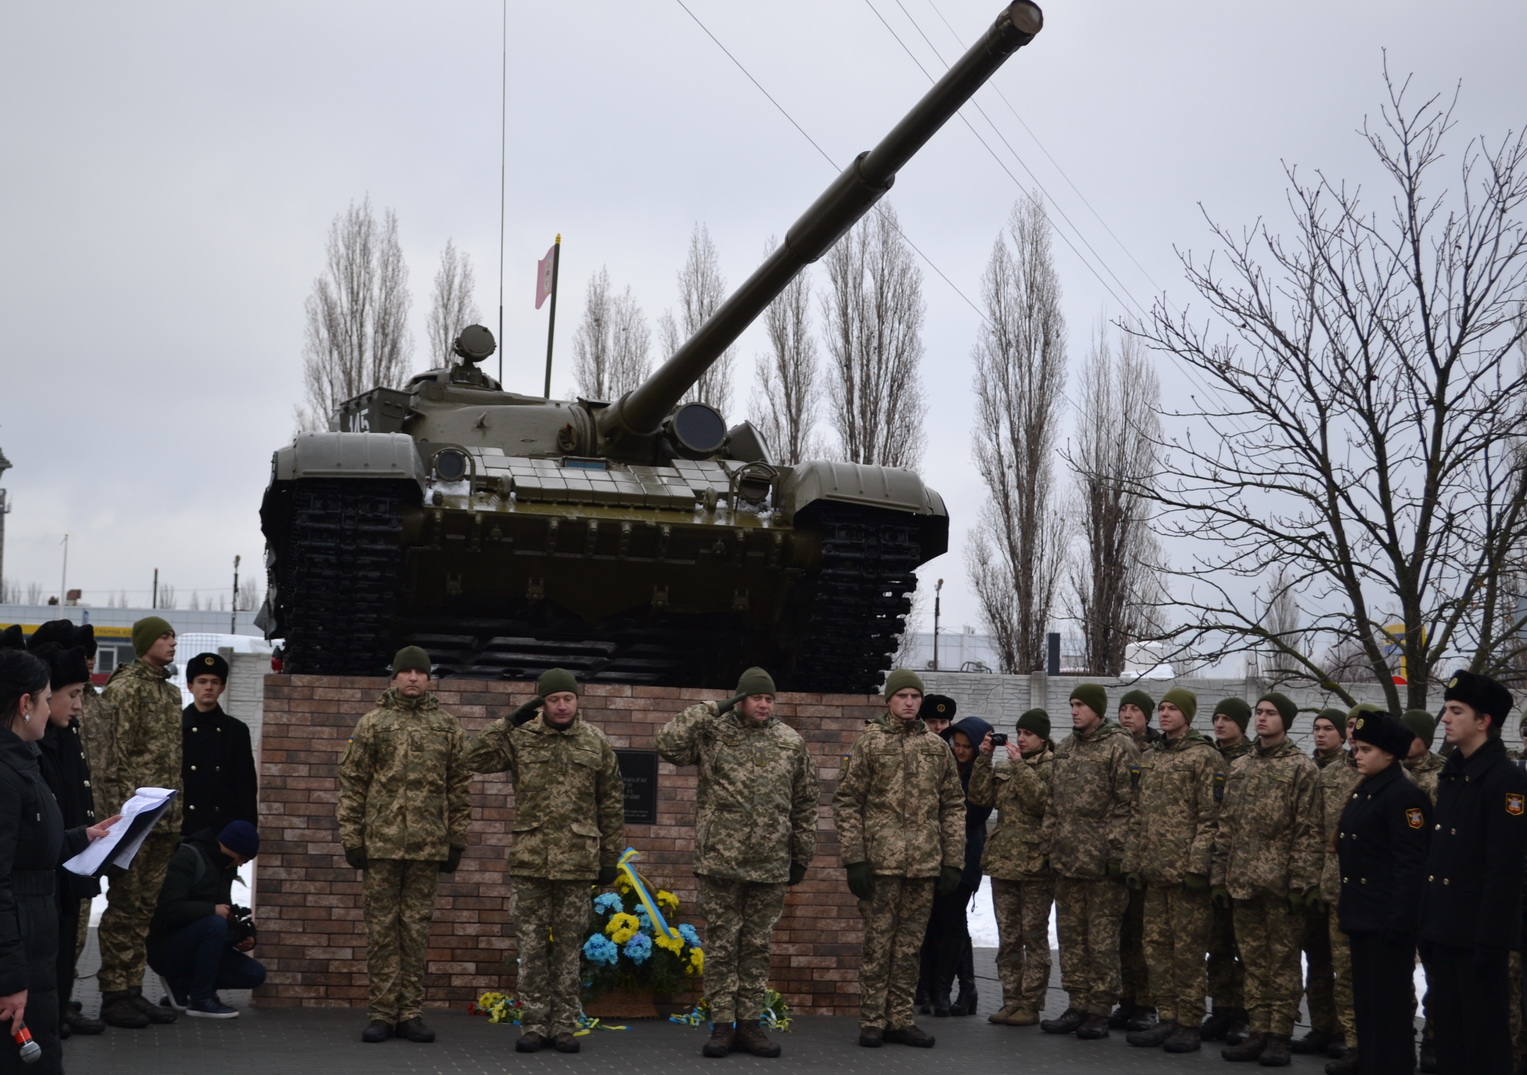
top-left (1419, 723), bottom-right (1527, 1074)
top-left (1336, 723), bottom-right (1430, 1075)
top-left (180, 653), bottom-right (258, 836)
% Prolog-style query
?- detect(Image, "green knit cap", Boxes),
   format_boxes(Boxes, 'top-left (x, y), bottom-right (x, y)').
top-left (1159, 686), bottom-right (1198, 722)
top-left (735, 666), bottom-right (776, 697)
top-left (1315, 707), bottom-right (1348, 737)
top-left (1213, 697), bottom-right (1251, 731)
top-left (1347, 701), bottom-right (1384, 722)
top-left (538, 667), bottom-right (579, 698)
top-left (131, 615), bottom-right (174, 657)
top-left (883, 669), bottom-right (926, 700)
top-left (1070, 683), bottom-right (1108, 721)
top-left (1257, 691), bottom-right (1298, 730)
top-left (1118, 688), bottom-right (1154, 716)
top-left (1401, 708), bottom-right (1436, 748)
top-left (391, 646), bottom-right (431, 675)
top-left (1016, 708), bottom-right (1050, 740)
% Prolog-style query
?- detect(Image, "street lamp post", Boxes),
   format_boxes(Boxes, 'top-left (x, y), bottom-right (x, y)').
top-left (933, 578), bottom-right (944, 671)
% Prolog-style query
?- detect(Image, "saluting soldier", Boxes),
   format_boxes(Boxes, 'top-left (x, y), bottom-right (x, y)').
top-left (180, 652), bottom-right (258, 836)
top-left (338, 646), bottom-right (471, 1046)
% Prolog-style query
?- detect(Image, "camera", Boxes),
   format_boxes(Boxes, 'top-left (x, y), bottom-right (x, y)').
top-left (227, 905), bottom-right (258, 948)
top-left (989, 732), bottom-right (1008, 747)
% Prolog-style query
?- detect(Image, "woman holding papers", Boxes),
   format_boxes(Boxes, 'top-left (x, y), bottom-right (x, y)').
top-left (0, 640), bottom-right (118, 1073)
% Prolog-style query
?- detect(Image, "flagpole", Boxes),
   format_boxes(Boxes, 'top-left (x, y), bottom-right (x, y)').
top-left (497, 0), bottom-right (507, 384)
top-left (542, 234), bottom-right (561, 398)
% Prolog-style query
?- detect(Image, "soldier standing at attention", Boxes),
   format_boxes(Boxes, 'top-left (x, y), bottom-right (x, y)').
top-left (179, 652), bottom-right (258, 836)
top-left (656, 667), bottom-right (818, 1059)
top-left (94, 615), bottom-right (183, 1030)
top-left (1211, 691), bottom-right (1322, 1067)
top-left (1113, 688), bottom-right (1157, 1033)
top-left (1121, 687), bottom-right (1221, 1054)
top-left (1038, 684), bottom-right (1138, 1041)
top-left (1418, 671), bottom-right (1527, 1075)
top-left (1292, 707), bottom-right (1348, 1060)
top-left (971, 708), bottom-right (1054, 1027)
top-left (1400, 709), bottom-right (1443, 1075)
top-left (833, 669), bottom-right (964, 1049)
top-left (338, 646), bottom-right (470, 1046)
top-left (1314, 708), bottom-right (1369, 1075)
top-left (464, 668), bottom-right (624, 1055)
top-left (1203, 697), bottom-right (1254, 1045)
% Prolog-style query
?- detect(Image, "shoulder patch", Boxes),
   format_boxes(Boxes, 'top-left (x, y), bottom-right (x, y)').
top-left (1507, 793), bottom-right (1524, 816)
top-left (1213, 772), bottom-right (1226, 802)
top-left (1406, 807), bottom-right (1424, 829)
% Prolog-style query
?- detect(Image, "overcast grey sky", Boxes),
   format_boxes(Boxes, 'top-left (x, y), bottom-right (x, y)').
top-left (3, 1), bottom-right (1524, 635)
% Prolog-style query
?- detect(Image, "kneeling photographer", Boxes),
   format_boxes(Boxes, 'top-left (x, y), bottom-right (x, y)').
top-left (147, 820), bottom-right (266, 1018)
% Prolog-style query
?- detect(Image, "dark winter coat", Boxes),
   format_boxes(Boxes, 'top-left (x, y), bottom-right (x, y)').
top-left (1336, 761), bottom-right (1430, 937)
top-left (180, 703), bottom-right (258, 836)
top-left (943, 716), bottom-right (994, 891)
top-left (149, 831), bottom-right (240, 945)
top-left (37, 717), bottom-right (100, 899)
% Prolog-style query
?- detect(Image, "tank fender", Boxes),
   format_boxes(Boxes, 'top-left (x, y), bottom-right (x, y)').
top-left (776, 460), bottom-right (949, 557)
top-left (270, 432), bottom-right (427, 487)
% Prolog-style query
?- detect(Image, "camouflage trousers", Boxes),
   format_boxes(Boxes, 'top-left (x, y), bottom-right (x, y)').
top-left (1054, 875), bottom-right (1128, 1017)
top-left (1206, 898), bottom-right (1245, 1009)
top-left (1120, 883), bottom-right (1149, 1006)
top-left (363, 858), bottom-right (441, 1023)
top-left (856, 875), bottom-right (934, 1030)
top-left (97, 828), bottom-right (177, 993)
top-left (696, 875), bottom-right (786, 1024)
top-left (1327, 914), bottom-right (1355, 1040)
top-left (513, 877), bottom-right (591, 1037)
top-left (1301, 907), bottom-right (1336, 1035)
top-left (1141, 884), bottom-right (1211, 1024)
top-left (1232, 894), bottom-right (1302, 1037)
top-left (991, 877), bottom-right (1053, 1012)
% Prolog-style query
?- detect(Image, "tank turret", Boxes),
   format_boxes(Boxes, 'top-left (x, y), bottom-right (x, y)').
top-left (260, 3), bottom-right (1044, 690)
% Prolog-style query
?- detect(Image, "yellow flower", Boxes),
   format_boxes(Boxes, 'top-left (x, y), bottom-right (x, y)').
top-left (655, 933), bottom-right (684, 954)
top-left (689, 948), bottom-right (704, 973)
top-left (656, 889), bottom-right (679, 911)
top-left (614, 874), bottom-right (634, 893)
top-left (606, 912), bottom-right (640, 944)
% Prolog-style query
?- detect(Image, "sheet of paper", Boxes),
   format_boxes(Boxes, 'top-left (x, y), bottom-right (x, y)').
top-left (63, 786), bottom-right (178, 877)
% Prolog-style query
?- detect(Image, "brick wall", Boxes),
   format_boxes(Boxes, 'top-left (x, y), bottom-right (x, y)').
top-left (255, 676), bottom-right (884, 1014)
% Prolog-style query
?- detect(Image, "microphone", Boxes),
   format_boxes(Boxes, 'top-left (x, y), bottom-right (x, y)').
top-left (13, 1023), bottom-right (40, 1064)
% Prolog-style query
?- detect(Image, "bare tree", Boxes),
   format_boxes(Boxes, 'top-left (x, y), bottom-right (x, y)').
top-left (188, 591), bottom-right (201, 611)
top-left (1067, 321), bottom-right (1168, 676)
top-left (1247, 566), bottom-right (1305, 681)
top-left (749, 237), bottom-right (819, 464)
top-left (965, 196), bottom-right (1067, 674)
top-left (425, 239), bottom-right (482, 366)
top-left (0, 578), bottom-right (18, 604)
top-left (655, 223), bottom-right (736, 415)
top-left (1130, 70), bottom-right (1527, 710)
top-left (157, 584), bottom-right (178, 610)
top-left (238, 577), bottom-right (260, 611)
top-left (296, 197), bottom-right (413, 432)
top-left (24, 582), bottom-right (42, 604)
top-left (572, 267), bottom-right (652, 400)
top-left (821, 204), bottom-right (927, 469)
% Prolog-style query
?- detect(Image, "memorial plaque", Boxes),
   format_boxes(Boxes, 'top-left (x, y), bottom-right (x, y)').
top-left (615, 749), bottom-right (659, 825)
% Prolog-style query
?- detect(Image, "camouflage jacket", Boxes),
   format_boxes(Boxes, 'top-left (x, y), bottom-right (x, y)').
top-left (1317, 752), bottom-right (1361, 901)
top-left (94, 659), bottom-right (183, 825)
top-left (832, 715), bottom-right (964, 877)
top-left (1040, 720), bottom-right (1138, 880)
top-left (1123, 729), bottom-right (1221, 885)
top-left (655, 702), bottom-right (819, 883)
top-left (1404, 750), bottom-right (1444, 805)
top-left (1218, 738), bottom-right (1253, 763)
top-left (79, 683), bottom-right (112, 797)
top-left (969, 747), bottom-right (1053, 880)
top-left (1313, 746), bottom-right (1346, 770)
top-left (464, 708), bottom-right (624, 880)
top-left (1213, 736), bottom-right (1322, 899)
top-left (337, 689), bottom-right (471, 861)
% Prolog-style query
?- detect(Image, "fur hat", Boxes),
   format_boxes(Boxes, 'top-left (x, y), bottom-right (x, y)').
top-left (1350, 710), bottom-right (1415, 760)
top-left (186, 652), bottom-right (230, 684)
top-left (920, 693), bottom-right (957, 722)
top-left (1443, 669), bottom-right (1514, 733)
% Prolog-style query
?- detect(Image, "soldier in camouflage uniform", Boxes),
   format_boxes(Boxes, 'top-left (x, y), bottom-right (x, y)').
top-left (1211, 691), bottom-right (1322, 1067)
top-left (1291, 707), bottom-right (1348, 1059)
top-left (1038, 684), bottom-right (1139, 1041)
top-left (657, 667), bottom-right (818, 1059)
top-left (1311, 706), bottom-right (1369, 1073)
top-left (970, 708), bottom-right (1054, 1027)
top-left (1112, 688), bottom-right (1157, 1032)
top-left (76, 631), bottom-right (108, 968)
top-left (1119, 687), bottom-right (1221, 1053)
top-left (833, 669), bottom-right (964, 1049)
top-left (338, 646), bottom-right (471, 1045)
top-left (1203, 697), bottom-right (1252, 1042)
top-left (464, 667), bottom-right (624, 1054)
top-left (1402, 708), bottom-right (1444, 1074)
top-left (93, 616), bottom-right (183, 1029)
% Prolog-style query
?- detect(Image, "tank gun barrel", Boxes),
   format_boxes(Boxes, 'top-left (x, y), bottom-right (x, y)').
top-left (597, 1), bottom-right (1043, 445)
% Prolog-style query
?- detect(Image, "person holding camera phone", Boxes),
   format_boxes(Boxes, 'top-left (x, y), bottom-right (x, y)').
top-left (146, 821), bottom-right (265, 1018)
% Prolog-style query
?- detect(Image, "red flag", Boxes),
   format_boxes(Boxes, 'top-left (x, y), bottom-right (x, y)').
top-left (535, 244), bottom-right (555, 309)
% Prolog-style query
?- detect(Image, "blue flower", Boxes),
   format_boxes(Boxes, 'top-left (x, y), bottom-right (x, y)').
top-left (679, 924), bottom-right (702, 948)
top-left (623, 932), bottom-right (653, 965)
top-left (593, 893), bottom-right (624, 914)
top-left (636, 908), bottom-right (652, 930)
top-left (582, 934), bottom-right (619, 965)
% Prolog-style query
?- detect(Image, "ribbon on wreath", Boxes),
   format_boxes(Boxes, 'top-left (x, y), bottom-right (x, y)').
top-left (616, 847), bottom-right (680, 942)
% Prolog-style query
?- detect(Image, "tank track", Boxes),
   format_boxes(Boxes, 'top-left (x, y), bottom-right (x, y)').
top-left (272, 480), bottom-right (406, 677)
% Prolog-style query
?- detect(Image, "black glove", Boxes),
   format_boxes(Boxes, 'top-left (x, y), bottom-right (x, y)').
top-left (936, 866), bottom-right (963, 896)
top-left (1474, 946), bottom-right (1507, 980)
top-left (441, 846), bottom-right (464, 873)
top-left (716, 693), bottom-right (749, 715)
top-left (597, 865), bottom-right (619, 887)
top-left (344, 846), bottom-right (367, 871)
top-left (846, 862), bottom-right (875, 901)
top-left (510, 697), bottom-right (544, 726)
top-left (1211, 885), bottom-right (1231, 911)
top-left (788, 861), bottom-right (807, 887)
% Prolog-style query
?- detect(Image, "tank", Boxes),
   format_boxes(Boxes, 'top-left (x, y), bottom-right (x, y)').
top-left (259, 2), bottom-right (1044, 691)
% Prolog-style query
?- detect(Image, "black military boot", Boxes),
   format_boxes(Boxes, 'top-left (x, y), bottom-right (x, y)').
top-left (915, 982), bottom-right (932, 1016)
top-left (1108, 999), bottom-right (1134, 1030)
top-left (1126, 1020), bottom-right (1176, 1048)
top-left (1258, 1034), bottom-right (1292, 1066)
top-left (1164, 1023), bottom-right (1202, 1052)
top-left (1075, 1013), bottom-right (1110, 1040)
top-left (100, 991), bottom-right (149, 1030)
top-left (1221, 1031), bottom-right (1268, 1061)
top-left (702, 1024), bottom-right (735, 1058)
top-left (1125, 1004), bottom-right (1158, 1031)
top-left (950, 942), bottom-right (977, 1015)
top-left (1291, 1027), bottom-right (1333, 1054)
top-left (733, 1021), bottom-right (782, 1057)
top-left (1040, 1006), bottom-right (1086, 1034)
top-left (1324, 1049), bottom-right (1360, 1075)
top-left (130, 990), bottom-right (176, 1024)
top-left (1225, 1009), bottom-right (1252, 1046)
top-left (1200, 1005), bottom-right (1234, 1041)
